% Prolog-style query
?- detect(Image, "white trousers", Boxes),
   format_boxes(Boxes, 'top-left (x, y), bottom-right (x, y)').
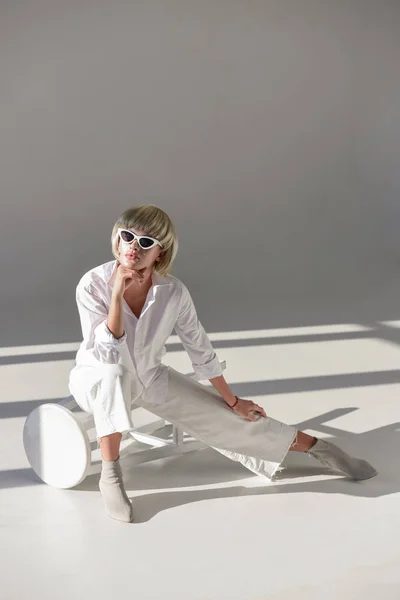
top-left (71, 366), bottom-right (297, 480)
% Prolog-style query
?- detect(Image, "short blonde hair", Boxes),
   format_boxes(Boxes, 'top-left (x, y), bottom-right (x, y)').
top-left (111, 205), bottom-right (178, 277)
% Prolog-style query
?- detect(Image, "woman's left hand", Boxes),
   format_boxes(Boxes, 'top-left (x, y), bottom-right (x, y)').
top-left (231, 397), bottom-right (267, 421)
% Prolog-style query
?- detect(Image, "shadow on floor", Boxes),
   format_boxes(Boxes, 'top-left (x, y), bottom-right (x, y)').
top-left (2, 404), bottom-right (398, 498)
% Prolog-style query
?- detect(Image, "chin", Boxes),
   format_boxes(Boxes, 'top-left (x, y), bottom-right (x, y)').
top-left (133, 261), bottom-right (145, 269)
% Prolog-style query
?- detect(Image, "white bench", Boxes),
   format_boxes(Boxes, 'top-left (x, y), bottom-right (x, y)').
top-left (23, 361), bottom-right (226, 489)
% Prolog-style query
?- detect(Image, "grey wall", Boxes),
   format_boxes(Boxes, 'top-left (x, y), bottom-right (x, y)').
top-left (1, 0), bottom-right (400, 346)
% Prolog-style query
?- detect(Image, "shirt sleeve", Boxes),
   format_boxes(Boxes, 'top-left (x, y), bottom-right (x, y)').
top-left (76, 282), bottom-right (127, 364)
top-left (173, 282), bottom-right (223, 381)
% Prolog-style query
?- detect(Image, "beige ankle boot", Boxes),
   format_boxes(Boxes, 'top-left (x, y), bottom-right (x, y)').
top-left (99, 457), bottom-right (133, 522)
top-left (307, 438), bottom-right (378, 481)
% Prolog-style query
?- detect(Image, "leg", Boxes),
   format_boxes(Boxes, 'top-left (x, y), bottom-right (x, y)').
top-left (98, 432), bottom-right (133, 523)
top-left (99, 432), bottom-right (122, 461)
top-left (288, 431), bottom-right (317, 453)
top-left (305, 437), bottom-right (378, 480)
top-left (137, 368), bottom-right (378, 481)
top-left (92, 374), bottom-right (134, 522)
top-left (135, 368), bottom-right (299, 480)
top-left (287, 430), bottom-right (377, 479)
top-left (70, 370), bottom-right (134, 523)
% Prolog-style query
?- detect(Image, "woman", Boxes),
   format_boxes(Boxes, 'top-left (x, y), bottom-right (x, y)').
top-left (69, 205), bottom-right (377, 523)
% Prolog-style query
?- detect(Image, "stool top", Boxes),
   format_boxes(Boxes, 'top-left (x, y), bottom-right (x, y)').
top-left (23, 403), bottom-right (91, 489)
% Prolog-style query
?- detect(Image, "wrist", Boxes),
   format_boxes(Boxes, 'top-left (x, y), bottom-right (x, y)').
top-left (227, 396), bottom-right (239, 409)
top-left (111, 289), bottom-right (124, 302)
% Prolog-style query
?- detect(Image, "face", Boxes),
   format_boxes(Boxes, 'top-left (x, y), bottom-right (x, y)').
top-left (117, 226), bottom-right (163, 271)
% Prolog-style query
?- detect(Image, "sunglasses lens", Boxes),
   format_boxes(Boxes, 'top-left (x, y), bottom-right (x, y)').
top-left (139, 237), bottom-right (156, 249)
top-left (120, 230), bottom-right (134, 243)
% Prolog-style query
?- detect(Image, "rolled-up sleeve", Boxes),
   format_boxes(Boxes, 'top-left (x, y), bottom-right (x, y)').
top-left (174, 283), bottom-right (223, 381)
top-left (76, 282), bottom-right (127, 364)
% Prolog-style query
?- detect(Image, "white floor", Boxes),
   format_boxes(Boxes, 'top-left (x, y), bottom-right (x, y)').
top-left (1, 322), bottom-right (400, 600)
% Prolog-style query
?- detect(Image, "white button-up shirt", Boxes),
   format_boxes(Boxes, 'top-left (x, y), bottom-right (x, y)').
top-left (68, 260), bottom-right (224, 405)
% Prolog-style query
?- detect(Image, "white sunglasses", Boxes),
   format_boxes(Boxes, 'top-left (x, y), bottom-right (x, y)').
top-left (117, 228), bottom-right (163, 250)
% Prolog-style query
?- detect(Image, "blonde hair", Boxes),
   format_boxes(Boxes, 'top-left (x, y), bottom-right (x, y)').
top-left (111, 205), bottom-right (178, 277)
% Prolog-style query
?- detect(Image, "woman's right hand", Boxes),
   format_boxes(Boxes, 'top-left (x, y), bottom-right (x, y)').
top-left (232, 397), bottom-right (267, 421)
top-left (112, 264), bottom-right (146, 296)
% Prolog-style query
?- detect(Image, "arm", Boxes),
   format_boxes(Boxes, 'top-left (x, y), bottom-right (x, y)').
top-left (76, 265), bottom-right (147, 363)
top-left (174, 282), bottom-right (267, 421)
top-left (174, 283), bottom-right (224, 381)
top-left (208, 374), bottom-right (237, 407)
top-left (107, 292), bottom-right (125, 339)
top-left (173, 285), bottom-right (236, 406)
top-left (76, 282), bottom-right (127, 364)
top-left (209, 374), bottom-right (267, 419)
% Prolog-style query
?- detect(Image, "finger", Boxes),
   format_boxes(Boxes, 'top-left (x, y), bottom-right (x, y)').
top-left (245, 413), bottom-right (255, 421)
top-left (253, 404), bottom-right (267, 418)
top-left (256, 406), bottom-right (267, 418)
top-left (248, 410), bottom-right (261, 421)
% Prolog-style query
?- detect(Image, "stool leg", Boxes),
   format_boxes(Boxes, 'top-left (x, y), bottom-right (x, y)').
top-left (172, 425), bottom-right (183, 446)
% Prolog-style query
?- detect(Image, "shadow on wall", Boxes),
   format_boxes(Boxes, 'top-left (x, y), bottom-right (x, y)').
top-left (1, 0), bottom-right (400, 346)
top-left (3, 257), bottom-right (400, 347)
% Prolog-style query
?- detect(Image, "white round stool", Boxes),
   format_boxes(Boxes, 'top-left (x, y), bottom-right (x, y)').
top-left (23, 362), bottom-right (226, 489)
top-left (23, 395), bottom-right (199, 489)
top-left (23, 399), bottom-right (93, 489)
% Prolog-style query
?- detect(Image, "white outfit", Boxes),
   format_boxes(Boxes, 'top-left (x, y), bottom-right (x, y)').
top-left (69, 260), bottom-right (297, 479)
